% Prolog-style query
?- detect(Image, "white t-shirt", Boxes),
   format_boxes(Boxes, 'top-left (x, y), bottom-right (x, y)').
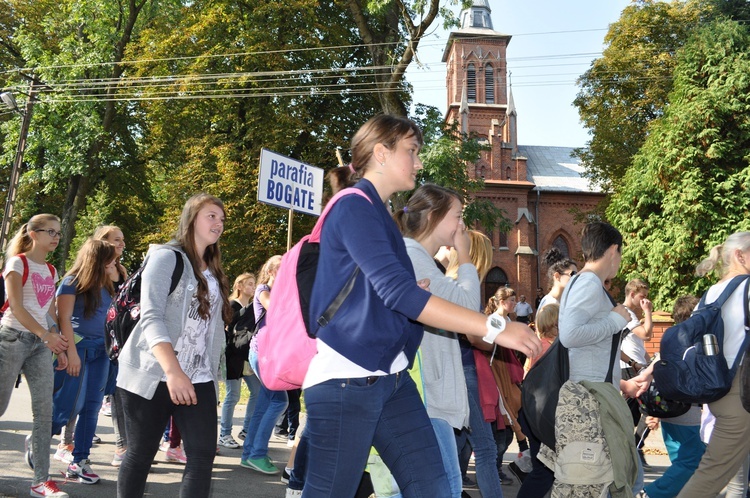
top-left (619, 307), bottom-right (648, 367)
top-left (170, 269), bottom-right (219, 384)
top-left (537, 293), bottom-right (558, 312)
top-left (703, 278), bottom-right (750, 367)
top-left (1, 255), bottom-right (57, 332)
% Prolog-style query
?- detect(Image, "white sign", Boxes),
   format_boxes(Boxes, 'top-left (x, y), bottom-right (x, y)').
top-left (257, 148), bottom-right (325, 216)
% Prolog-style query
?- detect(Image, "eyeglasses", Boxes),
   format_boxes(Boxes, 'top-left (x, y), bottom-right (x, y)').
top-left (562, 270), bottom-right (578, 277)
top-left (35, 229), bottom-right (63, 238)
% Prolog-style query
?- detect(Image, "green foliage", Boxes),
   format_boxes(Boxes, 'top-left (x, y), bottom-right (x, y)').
top-left (574, 0), bottom-right (705, 192)
top-left (607, 19), bottom-right (750, 309)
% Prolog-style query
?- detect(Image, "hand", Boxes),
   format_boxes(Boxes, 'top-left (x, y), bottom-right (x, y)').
top-left (45, 332), bottom-right (69, 355)
top-left (640, 298), bottom-right (653, 314)
top-left (452, 220), bottom-right (471, 257)
top-left (626, 364), bottom-right (655, 398)
top-left (55, 352), bottom-right (68, 371)
top-left (613, 304), bottom-right (630, 321)
top-left (417, 278), bottom-right (431, 292)
top-left (166, 370), bottom-right (197, 405)
top-left (66, 349), bottom-right (82, 377)
top-left (493, 322), bottom-right (543, 359)
top-left (645, 416), bottom-right (660, 431)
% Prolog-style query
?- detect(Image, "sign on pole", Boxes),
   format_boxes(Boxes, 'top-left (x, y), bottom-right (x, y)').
top-left (257, 148), bottom-right (325, 216)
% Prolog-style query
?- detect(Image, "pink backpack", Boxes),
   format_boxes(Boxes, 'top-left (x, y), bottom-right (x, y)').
top-left (256, 188), bottom-right (371, 390)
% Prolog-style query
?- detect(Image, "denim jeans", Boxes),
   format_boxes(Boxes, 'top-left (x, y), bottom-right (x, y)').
top-left (0, 325), bottom-right (54, 485)
top-left (644, 422), bottom-right (704, 498)
top-left (220, 374), bottom-right (260, 437)
top-left (51, 339), bottom-right (110, 462)
top-left (455, 364), bottom-right (504, 497)
top-left (288, 428), bottom-right (308, 491)
top-left (303, 370), bottom-right (450, 498)
top-left (430, 418), bottom-right (462, 498)
top-left (241, 349), bottom-right (288, 460)
top-left (117, 382), bottom-right (217, 498)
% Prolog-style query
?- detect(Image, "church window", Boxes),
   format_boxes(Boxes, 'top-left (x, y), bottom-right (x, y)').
top-left (467, 64), bottom-right (476, 103)
top-left (485, 267), bottom-right (509, 304)
top-left (552, 235), bottom-right (570, 258)
top-left (485, 65), bottom-right (495, 104)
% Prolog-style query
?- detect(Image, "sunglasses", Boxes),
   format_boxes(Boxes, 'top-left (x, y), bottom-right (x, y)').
top-left (561, 270), bottom-right (578, 277)
top-left (35, 229), bottom-right (63, 238)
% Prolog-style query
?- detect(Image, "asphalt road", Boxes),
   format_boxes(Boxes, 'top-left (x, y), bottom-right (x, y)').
top-left (1, 379), bottom-right (671, 498)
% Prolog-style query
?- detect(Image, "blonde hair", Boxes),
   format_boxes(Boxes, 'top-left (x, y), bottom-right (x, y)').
top-left (446, 230), bottom-right (493, 282)
top-left (93, 225), bottom-right (127, 280)
top-left (6, 214), bottom-right (60, 259)
top-left (230, 272), bottom-right (256, 300)
top-left (485, 286), bottom-right (516, 315)
top-left (258, 255), bottom-right (282, 286)
top-left (696, 232), bottom-right (750, 277)
top-left (535, 303), bottom-right (559, 340)
top-left (64, 239), bottom-right (116, 318)
top-left (173, 193), bottom-right (232, 324)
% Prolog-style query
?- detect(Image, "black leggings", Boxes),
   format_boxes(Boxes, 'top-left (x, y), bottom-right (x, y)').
top-left (117, 382), bottom-right (217, 498)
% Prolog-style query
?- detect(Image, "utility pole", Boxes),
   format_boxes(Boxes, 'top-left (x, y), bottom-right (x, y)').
top-left (0, 79), bottom-right (37, 253)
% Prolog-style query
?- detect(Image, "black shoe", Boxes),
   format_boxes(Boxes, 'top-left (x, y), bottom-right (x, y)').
top-left (638, 450), bottom-right (652, 472)
top-left (508, 461), bottom-right (528, 483)
top-left (281, 468), bottom-right (290, 484)
top-left (462, 475), bottom-right (477, 489)
top-left (498, 468), bottom-right (512, 485)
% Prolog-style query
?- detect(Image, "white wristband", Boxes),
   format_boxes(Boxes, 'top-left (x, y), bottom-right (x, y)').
top-left (483, 315), bottom-right (507, 344)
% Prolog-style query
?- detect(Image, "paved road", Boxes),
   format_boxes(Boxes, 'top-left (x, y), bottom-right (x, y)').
top-left (1, 379), bottom-right (671, 497)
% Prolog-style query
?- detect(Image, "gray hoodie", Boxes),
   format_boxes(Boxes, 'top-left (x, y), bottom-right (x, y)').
top-left (117, 244), bottom-right (224, 400)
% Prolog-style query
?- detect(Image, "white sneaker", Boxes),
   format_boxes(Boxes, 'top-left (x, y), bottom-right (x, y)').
top-left (30, 480), bottom-right (69, 497)
top-left (66, 459), bottom-right (100, 484)
top-left (218, 434), bottom-right (240, 449)
top-left (285, 489), bottom-right (303, 498)
top-left (54, 444), bottom-right (74, 464)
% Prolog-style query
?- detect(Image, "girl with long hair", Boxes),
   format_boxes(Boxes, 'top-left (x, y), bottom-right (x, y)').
top-left (218, 272), bottom-right (260, 449)
top-left (240, 255), bottom-right (288, 475)
top-left (0, 214), bottom-right (68, 498)
top-left (301, 114), bottom-right (540, 497)
top-left (116, 193), bottom-right (232, 498)
top-left (51, 238), bottom-right (116, 485)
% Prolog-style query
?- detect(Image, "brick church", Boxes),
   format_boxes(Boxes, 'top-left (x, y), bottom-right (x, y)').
top-left (443, 0), bottom-right (606, 305)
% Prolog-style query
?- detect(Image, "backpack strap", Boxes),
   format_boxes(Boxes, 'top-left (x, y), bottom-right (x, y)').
top-left (309, 187), bottom-right (371, 244)
top-left (729, 277), bottom-right (750, 373)
top-left (168, 249), bottom-right (184, 295)
top-left (0, 254), bottom-right (33, 314)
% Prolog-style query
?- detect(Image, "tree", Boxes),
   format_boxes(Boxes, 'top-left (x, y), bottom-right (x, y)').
top-left (574, 0), bottom-right (704, 192)
top-left (607, 19), bottom-right (750, 308)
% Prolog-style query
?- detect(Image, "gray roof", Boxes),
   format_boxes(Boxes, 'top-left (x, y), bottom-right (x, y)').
top-left (518, 145), bottom-right (602, 194)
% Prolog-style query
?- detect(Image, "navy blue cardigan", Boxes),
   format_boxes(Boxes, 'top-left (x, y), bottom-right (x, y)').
top-left (310, 179), bottom-right (431, 372)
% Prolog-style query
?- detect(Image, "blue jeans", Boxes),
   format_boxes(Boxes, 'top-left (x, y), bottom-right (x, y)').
top-left (220, 374), bottom-right (260, 437)
top-left (644, 422), bottom-right (704, 498)
top-left (0, 326), bottom-right (54, 485)
top-left (241, 350), bottom-right (288, 460)
top-left (52, 339), bottom-right (110, 462)
top-left (455, 364), bottom-right (504, 497)
top-left (303, 370), bottom-right (450, 498)
top-left (431, 418), bottom-right (462, 498)
top-left (288, 428), bottom-right (308, 491)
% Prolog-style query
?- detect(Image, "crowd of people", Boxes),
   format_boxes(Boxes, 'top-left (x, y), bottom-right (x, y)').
top-left (0, 114), bottom-right (749, 498)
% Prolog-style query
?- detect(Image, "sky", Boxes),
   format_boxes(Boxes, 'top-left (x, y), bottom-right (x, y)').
top-left (406, 0), bottom-right (632, 148)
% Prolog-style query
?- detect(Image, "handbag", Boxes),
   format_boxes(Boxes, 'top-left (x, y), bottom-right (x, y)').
top-left (234, 308), bottom-right (264, 352)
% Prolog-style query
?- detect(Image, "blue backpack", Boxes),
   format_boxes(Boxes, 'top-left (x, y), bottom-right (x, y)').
top-left (653, 275), bottom-right (750, 404)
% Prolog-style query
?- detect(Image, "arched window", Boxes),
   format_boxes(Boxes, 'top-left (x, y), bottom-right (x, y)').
top-left (485, 65), bottom-right (495, 104)
top-left (484, 266), bottom-right (508, 306)
top-left (552, 235), bottom-right (570, 258)
top-left (467, 64), bottom-right (476, 103)
top-left (498, 231), bottom-right (508, 248)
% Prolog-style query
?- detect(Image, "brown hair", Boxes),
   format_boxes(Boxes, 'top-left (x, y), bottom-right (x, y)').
top-left (485, 286), bottom-right (516, 315)
top-left (173, 193), bottom-right (232, 324)
top-left (393, 184), bottom-right (463, 241)
top-left (64, 239), bottom-right (116, 318)
top-left (349, 115), bottom-right (423, 178)
top-left (543, 247), bottom-right (577, 288)
top-left (672, 295), bottom-right (699, 324)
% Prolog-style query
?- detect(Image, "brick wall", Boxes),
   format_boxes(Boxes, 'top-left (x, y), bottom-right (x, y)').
top-left (645, 312), bottom-right (673, 358)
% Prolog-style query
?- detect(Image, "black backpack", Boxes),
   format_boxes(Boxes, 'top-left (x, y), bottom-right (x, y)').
top-left (653, 275), bottom-right (750, 404)
top-left (105, 249), bottom-right (183, 362)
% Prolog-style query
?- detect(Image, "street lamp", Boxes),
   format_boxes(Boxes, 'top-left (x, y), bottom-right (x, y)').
top-left (0, 83), bottom-right (36, 253)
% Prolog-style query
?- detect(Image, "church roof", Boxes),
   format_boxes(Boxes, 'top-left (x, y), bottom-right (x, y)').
top-left (518, 145), bottom-right (602, 194)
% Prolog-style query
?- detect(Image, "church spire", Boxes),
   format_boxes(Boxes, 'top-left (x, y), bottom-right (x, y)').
top-left (459, 0), bottom-right (493, 30)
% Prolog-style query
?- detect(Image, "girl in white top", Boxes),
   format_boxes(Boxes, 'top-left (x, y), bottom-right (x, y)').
top-left (537, 247), bottom-right (578, 312)
top-left (0, 214), bottom-right (68, 498)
